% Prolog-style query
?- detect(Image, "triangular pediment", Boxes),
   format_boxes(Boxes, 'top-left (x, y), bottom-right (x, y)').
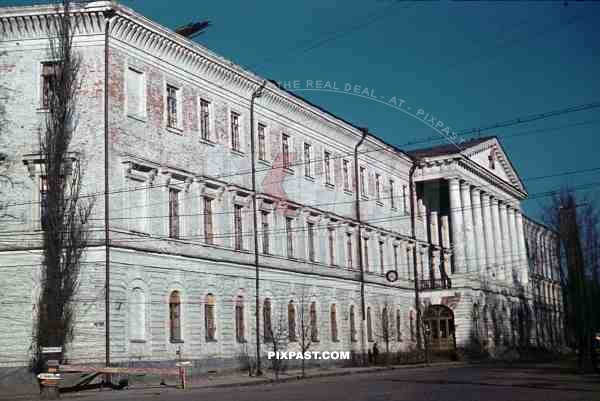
top-left (409, 136), bottom-right (526, 193)
top-left (461, 137), bottom-right (525, 192)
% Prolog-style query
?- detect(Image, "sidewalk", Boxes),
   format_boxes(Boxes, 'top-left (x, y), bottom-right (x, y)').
top-left (0, 361), bottom-right (464, 400)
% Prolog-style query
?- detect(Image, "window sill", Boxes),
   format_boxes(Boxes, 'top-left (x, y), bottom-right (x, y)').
top-left (284, 167), bottom-right (294, 175)
top-left (304, 175), bottom-right (315, 182)
top-left (231, 149), bottom-right (246, 157)
top-left (130, 339), bottom-right (147, 344)
top-left (325, 182), bottom-right (335, 190)
top-left (128, 114), bottom-right (147, 123)
top-left (343, 189), bottom-right (353, 196)
top-left (199, 137), bottom-right (216, 146)
top-left (361, 195), bottom-right (369, 201)
top-left (236, 339), bottom-right (247, 344)
top-left (36, 107), bottom-right (50, 113)
top-left (376, 200), bottom-right (384, 207)
top-left (166, 126), bottom-right (183, 135)
top-left (258, 159), bottom-right (271, 167)
top-left (205, 338), bottom-right (218, 343)
top-left (170, 339), bottom-right (184, 344)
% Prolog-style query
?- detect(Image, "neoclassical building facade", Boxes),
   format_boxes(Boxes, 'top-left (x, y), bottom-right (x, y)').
top-left (0, 2), bottom-right (563, 371)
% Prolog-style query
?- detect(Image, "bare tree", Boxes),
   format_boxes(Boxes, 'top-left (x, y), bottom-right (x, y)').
top-left (374, 298), bottom-right (394, 364)
top-left (543, 188), bottom-right (597, 373)
top-left (265, 301), bottom-right (289, 380)
top-left (296, 288), bottom-right (314, 378)
top-left (32, 0), bottom-right (94, 372)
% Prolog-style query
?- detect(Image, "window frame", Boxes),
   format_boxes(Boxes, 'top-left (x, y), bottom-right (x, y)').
top-left (166, 83), bottom-right (182, 131)
top-left (303, 142), bottom-right (313, 178)
top-left (125, 66), bottom-right (146, 120)
top-left (257, 122), bottom-right (267, 161)
top-left (234, 204), bottom-right (244, 251)
top-left (230, 110), bottom-right (242, 152)
top-left (324, 150), bottom-right (333, 186)
top-left (199, 97), bottom-right (212, 142)
top-left (168, 187), bottom-right (180, 239)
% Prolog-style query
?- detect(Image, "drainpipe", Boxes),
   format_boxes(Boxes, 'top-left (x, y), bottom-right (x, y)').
top-left (250, 80), bottom-right (267, 376)
top-left (408, 160), bottom-right (422, 351)
top-left (354, 128), bottom-right (368, 363)
top-left (103, 8), bottom-right (116, 370)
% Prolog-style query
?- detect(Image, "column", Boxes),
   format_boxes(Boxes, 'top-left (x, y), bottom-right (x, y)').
top-left (499, 201), bottom-right (511, 282)
top-left (429, 211), bottom-right (439, 246)
top-left (471, 188), bottom-right (486, 275)
top-left (461, 181), bottom-right (476, 273)
top-left (482, 193), bottom-right (495, 271)
top-left (507, 206), bottom-right (519, 283)
top-left (491, 197), bottom-right (505, 280)
top-left (515, 210), bottom-right (529, 284)
top-left (448, 178), bottom-right (465, 274)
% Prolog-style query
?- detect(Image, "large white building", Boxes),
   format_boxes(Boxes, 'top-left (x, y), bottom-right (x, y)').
top-left (0, 1), bottom-right (563, 373)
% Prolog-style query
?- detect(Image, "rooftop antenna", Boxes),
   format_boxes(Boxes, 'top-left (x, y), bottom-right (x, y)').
top-left (175, 20), bottom-right (211, 39)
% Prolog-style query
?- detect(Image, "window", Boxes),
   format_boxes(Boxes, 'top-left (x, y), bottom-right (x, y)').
top-left (304, 143), bottom-right (312, 177)
top-left (169, 188), bottom-right (180, 239)
top-left (379, 240), bottom-right (385, 275)
top-left (367, 306), bottom-right (373, 342)
top-left (127, 67), bottom-right (145, 118)
top-left (324, 151), bottom-right (332, 185)
top-left (350, 305), bottom-right (357, 342)
top-left (129, 178), bottom-right (147, 233)
top-left (402, 185), bottom-right (408, 213)
top-left (360, 167), bottom-right (367, 197)
top-left (130, 287), bottom-right (146, 341)
top-left (396, 309), bottom-right (402, 341)
top-left (330, 304), bottom-right (338, 342)
top-left (346, 233), bottom-right (353, 269)
top-left (203, 197), bottom-right (213, 244)
top-left (488, 148), bottom-right (496, 170)
top-left (263, 298), bottom-right (272, 341)
top-left (363, 238), bottom-right (369, 271)
top-left (393, 244), bottom-right (399, 271)
top-left (205, 294), bottom-right (216, 341)
top-left (282, 133), bottom-right (290, 169)
top-left (406, 247), bottom-right (413, 280)
top-left (235, 295), bottom-right (245, 342)
top-left (231, 111), bottom-right (241, 151)
top-left (261, 211), bottom-right (270, 254)
top-left (310, 301), bottom-right (318, 342)
top-left (328, 227), bottom-right (336, 267)
top-left (40, 61), bottom-right (58, 109)
top-left (166, 84), bottom-right (179, 129)
top-left (258, 123), bottom-right (266, 160)
top-left (40, 176), bottom-right (49, 230)
top-left (288, 301), bottom-right (297, 342)
top-left (200, 98), bottom-right (211, 140)
top-left (286, 217), bottom-right (294, 258)
top-left (234, 204), bottom-right (243, 250)
top-left (389, 179), bottom-right (395, 209)
top-left (342, 160), bottom-right (351, 191)
top-left (307, 222), bottom-right (316, 262)
top-left (375, 174), bottom-right (382, 202)
top-left (169, 291), bottom-right (182, 342)
top-left (382, 306), bottom-right (389, 342)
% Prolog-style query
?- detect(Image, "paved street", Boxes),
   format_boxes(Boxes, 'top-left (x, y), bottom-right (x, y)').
top-left (59, 364), bottom-right (600, 401)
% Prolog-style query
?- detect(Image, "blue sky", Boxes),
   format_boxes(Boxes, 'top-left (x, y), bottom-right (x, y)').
top-left (4, 0), bottom-right (600, 221)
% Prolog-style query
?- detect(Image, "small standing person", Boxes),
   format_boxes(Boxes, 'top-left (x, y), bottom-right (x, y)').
top-left (372, 342), bottom-right (379, 365)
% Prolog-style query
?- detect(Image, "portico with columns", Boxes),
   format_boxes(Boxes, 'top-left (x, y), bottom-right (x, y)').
top-left (409, 137), bottom-right (534, 349)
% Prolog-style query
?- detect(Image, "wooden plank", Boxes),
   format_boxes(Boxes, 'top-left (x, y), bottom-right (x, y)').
top-left (59, 365), bottom-right (179, 375)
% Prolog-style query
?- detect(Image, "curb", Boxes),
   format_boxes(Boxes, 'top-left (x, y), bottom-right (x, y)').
top-left (186, 361), bottom-right (465, 390)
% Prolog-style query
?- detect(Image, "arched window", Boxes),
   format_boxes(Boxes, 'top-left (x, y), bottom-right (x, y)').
top-left (263, 298), bottom-right (272, 341)
top-left (235, 295), bottom-right (245, 343)
top-left (330, 304), bottom-right (338, 342)
top-left (367, 306), bottom-right (373, 342)
top-left (349, 305), bottom-right (357, 342)
top-left (396, 309), bottom-right (402, 341)
top-left (310, 301), bottom-right (318, 342)
top-left (169, 291), bottom-right (182, 342)
top-left (130, 287), bottom-right (145, 341)
top-left (205, 293), bottom-right (216, 341)
top-left (381, 306), bottom-right (389, 342)
top-left (288, 301), bottom-right (296, 342)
